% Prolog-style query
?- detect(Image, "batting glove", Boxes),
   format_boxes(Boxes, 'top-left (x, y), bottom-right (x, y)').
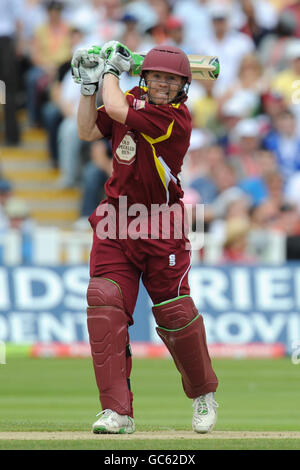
top-left (100, 41), bottom-right (132, 79)
top-left (71, 47), bottom-right (105, 96)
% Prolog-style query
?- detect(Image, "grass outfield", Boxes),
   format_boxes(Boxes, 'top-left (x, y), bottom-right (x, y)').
top-left (0, 356), bottom-right (299, 450)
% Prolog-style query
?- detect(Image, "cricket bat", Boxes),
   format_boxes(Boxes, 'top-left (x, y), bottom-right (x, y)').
top-left (90, 46), bottom-right (220, 81)
top-left (130, 52), bottom-right (220, 81)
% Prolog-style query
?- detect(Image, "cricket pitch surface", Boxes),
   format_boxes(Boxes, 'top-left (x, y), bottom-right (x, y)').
top-left (0, 431), bottom-right (300, 440)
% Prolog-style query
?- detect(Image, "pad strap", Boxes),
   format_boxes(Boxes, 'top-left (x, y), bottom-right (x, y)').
top-left (153, 296), bottom-right (198, 329)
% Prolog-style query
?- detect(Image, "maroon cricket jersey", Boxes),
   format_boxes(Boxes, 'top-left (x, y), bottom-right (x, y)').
top-left (95, 87), bottom-right (192, 207)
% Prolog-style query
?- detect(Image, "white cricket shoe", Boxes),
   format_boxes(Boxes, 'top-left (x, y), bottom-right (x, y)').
top-left (192, 392), bottom-right (218, 433)
top-left (92, 409), bottom-right (135, 434)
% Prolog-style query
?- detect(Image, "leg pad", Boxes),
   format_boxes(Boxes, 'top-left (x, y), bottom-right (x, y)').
top-left (153, 297), bottom-right (218, 398)
top-left (87, 277), bottom-right (133, 415)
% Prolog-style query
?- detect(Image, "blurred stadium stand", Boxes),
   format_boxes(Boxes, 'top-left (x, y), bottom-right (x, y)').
top-left (2, 0), bottom-right (300, 264)
top-left (0, 226), bottom-right (286, 265)
top-left (0, 113), bottom-right (82, 227)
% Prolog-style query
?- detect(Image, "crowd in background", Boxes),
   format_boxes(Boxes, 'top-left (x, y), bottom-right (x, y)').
top-left (2, 0), bottom-right (300, 263)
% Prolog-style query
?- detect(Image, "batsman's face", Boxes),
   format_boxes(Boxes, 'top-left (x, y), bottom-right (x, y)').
top-left (145, 71), bottom-right (184, 104)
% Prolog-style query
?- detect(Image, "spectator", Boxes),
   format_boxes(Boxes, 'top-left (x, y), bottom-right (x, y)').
top-left (0, 178), bottom-right (13, 232)
top-left (236, 0), bottom-right (278, 46)
top-left (163, 16), bottom-right (193, 54)
top-left (41, 23), bottom-right (86, 168)
top-left (284, 170), bottom-right (300, 213)
top-left (181, 187), bottom-right (204, 263)
top-left (233, 0), bottom-right (279, 31)
top-left (173, 0), bottom-right (213, 48)
top-left (25, 0), bottom-right (72, 126)
top-left (147, 0), bottom-right (172, 45)
top-left (74, 139), bottom-right (112, 230)
top-left (274, 202), bottom-right (300, 235)
top-left (217, 52), bottom-right (269, 118)
top-left (247, 198), bottom-right (282, 259)
top-left (225, 197), bottom-right (252, 221)
top-left (61, 0), bottom-right (101, 42)
top-left (283, 0), bottom-right (300, 38)
top-left (120, 13), bottom-right (139, 37)
top-left (190, 79), bottom-right (219, 132)
top-left (187, 145), bottom-right (224, 205)
top-left (239, 150), bottom-right (277, 206)
top-left (198, 2), bottom-right (255, 96)
top-left (260, 91), bottom-right (287, 131)
top-left (254, 149), bottom-right (279, 175)
top-left (270, 39), bottom-right (300, 132)
top-left (206, 161), bottom-right (249, 226)
top-left (271, 39), bottom-right (300, 101)
top-left (269, 0), bottom-right (296, 11)
top-left (262, 109), bottom-right (300, 182)
top-left (63, 0), bottom-right (125, 46)
top-left (263, 170), bottom-right (286, 211)
top-left (54, 67), bottom-right (83, 188)
top-left (0, 0), bottom-right (23, 144)
top-left (228, 118), bottom-right (264, 179)
top-left (258, 9), bottom-right (298, 74)
top-left (216, 95), bottom-right (250, 153)
top-left (250, 199), bottom-right (280, 231)
top-left (118, 18), bottom-right (149, 93)
top-left (94, 0), bottom-right (124, 42)
top-left (249, 198), bottom-right (300, 261)
top-left (283, 201), bottom-right (300, 259)
top-left (20, 0), bottom-right (47, 57)
top-left (15, 0), bottom-right (48, 110)
top-left (123, 0), bottom-right (158, 39)
top-left (209, 194), bottom-right (252, 244)
top-left (221, 217), bottom-right (257, 264)
top-left (1, 197), bottom-right (36, 264)
top-left (181, 128), bottom-right (218, 188)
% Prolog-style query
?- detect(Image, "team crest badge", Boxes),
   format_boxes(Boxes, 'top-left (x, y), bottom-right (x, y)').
top-left (115, 132), bottom-right (137, 165)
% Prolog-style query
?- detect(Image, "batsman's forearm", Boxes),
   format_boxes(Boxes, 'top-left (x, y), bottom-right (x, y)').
top-left (102, 74), bottom-right (129, 124)
top-left (77, 94), bottom-right (98, 140)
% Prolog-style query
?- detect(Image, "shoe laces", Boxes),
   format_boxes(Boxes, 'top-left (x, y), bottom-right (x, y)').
top-left (193, 394), bottom-right (219, 415)
top-left (96, 409), bottom-right (114, 418)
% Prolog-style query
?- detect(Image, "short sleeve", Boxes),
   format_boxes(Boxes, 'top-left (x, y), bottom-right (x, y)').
top-left (96, 105), bottom-right (113, 138)
top-left (125, 94), bottom-right (173, 139)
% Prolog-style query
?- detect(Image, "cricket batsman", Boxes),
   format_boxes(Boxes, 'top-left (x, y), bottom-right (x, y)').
top-left (72, 41), bottom-right (219, 434)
